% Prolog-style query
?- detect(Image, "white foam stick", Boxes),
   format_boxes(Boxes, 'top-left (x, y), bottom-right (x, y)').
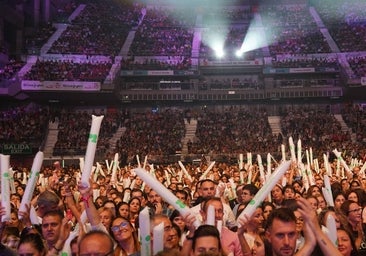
top-left (105, 159), bottom-right (112, 173)
top-left (306, 150), bottom-right (310, 168)
top-left (199, 161), bottom-right (216, 180)
top-left (314, 159), bottom-right (320, 174)
top-left (81, 115), bottom-right (104, 187)
top-left (19, 151), bottom-right (44, 219)
top-left (150, 164), bottom-right (156, 178)
top-left (326, 214), bottom-right (337, 246)
top-left (240, 171), bottom-right (244, 184)
top-left (136, 155), bottom-right (141, 168)
top-left (257, 154), bottom-right (265, 182)
top-left (238, 161), bottom-right (291, 219)
top-left (306, 164), bottom-right (315, 186)
top-left (281, 144), bottom-right (286, 162)
top-left (289, 137), bottom-right (296, 163)
top-left (333, 149), bottom-right (352, 175)
top-left (123, 190), bottom-right (131, 203)
top-left (130, 179), bottom-right (136, 189)
top-left (153, 222), bottom-right (164, 254)
top-left (247, 152), bottom-right (252, 166)
top-left (8, 167), bottom-right (15, 194)
top-left (79, 157), bottom-right (84, 173)
top-left (142, 155), bottom-right (148, 170)
top-left (97, 162), bottom-right (105, 177)
top-left (1, 154), bottom-right (11, 221)
top-left (206, 205), bottom-right (215, 226)
top-left (239, 153), bottom-right (244, 170)
top-left (164, 170), bottom-right (171, 186)
top-left (309, 147), bottom-right (313, 166)
top-left (92, 166), bottom-right (98, 182)
top-left (323, 154), bottom-right (331, 176)
top-left (134, 168), bottom-right (200, 227)
top-left (22, 171), bottom-right (27, 184)
top-left (111, 153), bottom-right (119, 184)
top-left (360, 161), bottom-right (366, 175)
top-left (217, 220), bottom-right (223, 236)
top-left (322, 175), bottom-right (334, 207)
top-left (178, 161), bottom-right (193, 182)
top-left (247, 168), bottom-right (252, 184)
top-left (123, 177), bottom-right (131, 188)
top-left (336, 157), bottom-right (340, 177)
top-left (297, 139), bottom-right (302, 165)
top-left (267, 153), bottom-right (271, 175)
top-left (139, 207), bottom-right (151, 256)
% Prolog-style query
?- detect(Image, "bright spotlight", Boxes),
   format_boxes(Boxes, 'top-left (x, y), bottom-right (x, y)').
top-left (235, 49), bottom-right (243, 57)
top-left (215, 48), bottom-right (225, 58)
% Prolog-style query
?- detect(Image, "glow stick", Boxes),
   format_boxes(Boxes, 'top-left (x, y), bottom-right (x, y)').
top-left (111, 153), bottom-right (119, 184)
top-left (19, 151), bottom-right (44, 218)
top-left (199, 161), bottom-right (215, 180)
top-left (314, 159), bottom-right (320, 174)
top-left (238, 161), bottom-right (291, 219)
top-left (130, 180), bottom-right (136, 189)
top-left (326, 214), bottom-right (337, 246)
top-left (206, 205), bottom-right (215, 225)
top-left (297, 139), bottom-right (302, 165)
top-left (323, 154), bottom-right (331, 176)
top-left (81, 115), bottom-right (104, 187)
top-left (360, 161), bottom-right (366, 175)
top-left (289, 137), bottom-right (296, 163)
top-left (139, 207), bottom-right (151, 256)
top-left (247, 168), bottom-right (252, 184)
top-left (247, 153), bottom-right (252, 166)
top-left (134, 168), bottom-right (200, 227)
top-left (1, 154), bottom-right (11, 221)
top-left (142, 156), bottom-right (148, 170)
top-left (306, 150), bottom-right (310, 168)
top-left (309, 147), bottom-right (313, 166)
top-left (123, 190), bottom-right (130, 203)
top-left (136, 155), bottom-right (141, 168)
top-left (22, 171), bottom-right (27, 184)
top-left (306, 164), bottom-right (315, 185)
top-left (8, 168), bottom-right (15, 194)
top-left (281, 144), bottom-right (286, 162)
top-left (239, 153), bottom-right (244, 170)
top-left (105, 159), bottom-right (112, 173)
top-left (153, 222), bottom-right (164, 254)
top-left (79, 157), bottom-right (84, 173)
top-left (322, 175), bottom-right (334, 207)
top-left (217, 220), bottom-right (222, 236)
top-left (240, 171), bottom-right (244, 184)
top-left (333, 149), bottom-right (351, 175)
top-left (267, 153), bottom-right (271, 175)
top-left (178, 161), bottom-right (192, 182)
top-left (164, 170), bottom-right (170, 186)
top-left (257, 154), bottom-right (265, 182)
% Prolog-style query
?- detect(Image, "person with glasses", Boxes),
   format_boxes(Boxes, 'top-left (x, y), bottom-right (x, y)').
top-left (78, 230), bottom-right (115, 256)
top-left (150, 214), bottom-right (177, 253)
top-left (340, 200), bottom-right (366, 254)
top-left (110, 217), bottom-right (140, 256)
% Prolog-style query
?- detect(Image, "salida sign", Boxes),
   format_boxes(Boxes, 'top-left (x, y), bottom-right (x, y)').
top-left (0, 144), bottom-right (32, 154)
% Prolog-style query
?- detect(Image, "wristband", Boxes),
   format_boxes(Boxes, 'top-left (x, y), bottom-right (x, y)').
top-left (81, 194), bottom-right (91, 207)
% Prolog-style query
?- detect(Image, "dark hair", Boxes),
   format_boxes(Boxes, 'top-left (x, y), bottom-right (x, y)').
top-left (265, 207), bottom-right (296, 230)
top-left (192, 225), bottom-right (221, 251)
top-left (116, 201), bottom-right (130, 218)
top-left (340, 200), bottom-right (359, 216)
top-left (42, 209), bottom-right (64, 220)
top-left (242, 184), bottom-right (259, 196)
top-left (18, 233), bottom-right (46, 255)
top-left (175, 189), bottom-right (189, 201)
top-left (337, 227), bottom-right (360, 256)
